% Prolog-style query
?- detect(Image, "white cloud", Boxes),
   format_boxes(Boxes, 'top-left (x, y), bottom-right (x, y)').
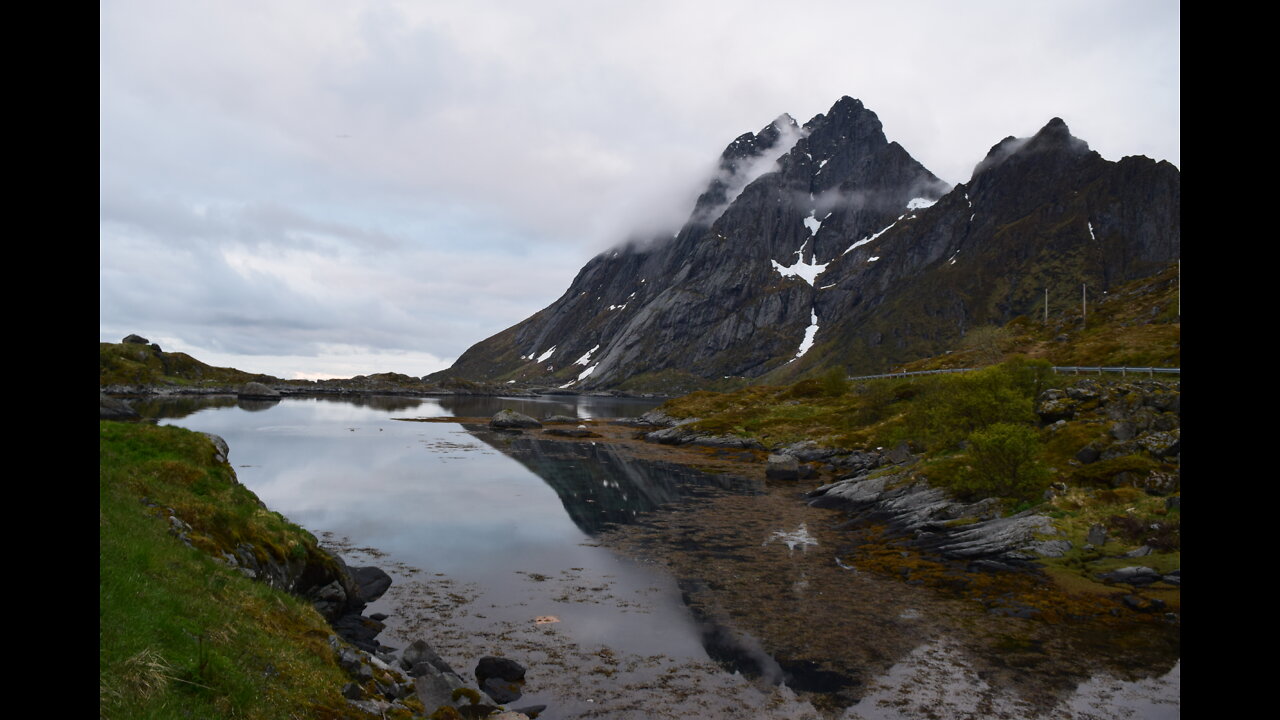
top-left (101, 0), bottom-right (1178, 378)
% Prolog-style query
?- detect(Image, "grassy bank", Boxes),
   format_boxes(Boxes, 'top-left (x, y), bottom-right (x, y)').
top-left (655, 358), bottom-right (1180, 595)
top-left (99, 422), bottom-right (380, 720)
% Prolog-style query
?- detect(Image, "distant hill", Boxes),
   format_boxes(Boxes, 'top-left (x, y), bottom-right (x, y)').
top-left (100, 335), bottom-right (277, 387)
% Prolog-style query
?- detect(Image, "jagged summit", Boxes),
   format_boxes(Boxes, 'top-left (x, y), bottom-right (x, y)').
top-left (434, 96), bottom-right (1179, 392)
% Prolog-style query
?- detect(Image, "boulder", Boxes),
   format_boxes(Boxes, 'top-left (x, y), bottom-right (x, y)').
top-left (1074, 445), bottom-right (1100, 464)
top-left (401, 639), bottom-right (456, 677)
top-left (238, 382), bottom-right (281, 399)
top-left (201, 432), bottom-right (230, 464)
top-left (490, 409), bottom-right (543, 429)
top-left (476, 656), bottom-right (526, 704)
top-left (765, 454), bottom-right (800, 480)
top-left (122, 334), bottom-right (150, 344)
top-left (349, 566), bottom-right (393, 605)
top-left (1086, 523), bottom-right (1108, 546)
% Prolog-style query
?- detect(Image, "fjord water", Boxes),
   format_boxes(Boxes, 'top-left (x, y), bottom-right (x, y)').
top-left (150, 394), bottom-right (1179, 719)
top-left (154, 394), bottom-right (809, 717)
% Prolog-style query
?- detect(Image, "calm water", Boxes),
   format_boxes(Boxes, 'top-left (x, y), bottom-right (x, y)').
top-left (153, 394), bottom-right (813, 717)
top-left (149, 393), bottom-right (1179, 719)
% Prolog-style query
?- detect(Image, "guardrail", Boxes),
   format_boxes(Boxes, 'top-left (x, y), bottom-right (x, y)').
top-left (848, 366), bottom-right (1180, 381)
top-left (1050, 366), bottom-right (1180, 376)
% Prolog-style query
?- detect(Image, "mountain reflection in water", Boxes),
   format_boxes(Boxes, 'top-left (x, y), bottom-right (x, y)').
top-left (465, 426), bottom-right (762, 534)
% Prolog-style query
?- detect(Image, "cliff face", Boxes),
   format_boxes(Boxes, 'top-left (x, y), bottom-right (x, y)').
top-left (437, 99), bottom-right (1179, 390)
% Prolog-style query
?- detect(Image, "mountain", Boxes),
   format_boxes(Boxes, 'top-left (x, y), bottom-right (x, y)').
top-left (435, 97), bottom-right (1179, 392)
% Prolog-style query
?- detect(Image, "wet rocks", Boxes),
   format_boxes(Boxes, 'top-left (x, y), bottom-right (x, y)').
top-left (807, 469), bottom-right (1053, 564)
top-left (490, 409), bottom-right (543, 429)
top-left (476, 656), bottom-right (527, 704)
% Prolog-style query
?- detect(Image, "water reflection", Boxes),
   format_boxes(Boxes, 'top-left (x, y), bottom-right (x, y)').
top-left (237, 398), bottom-right (281, 412)
top-left (465, 427), bottom-right (762, 534)
top-left (126, 395), bottom-right (239, 420)
top-left (433, 394), bottom-right (663, 421)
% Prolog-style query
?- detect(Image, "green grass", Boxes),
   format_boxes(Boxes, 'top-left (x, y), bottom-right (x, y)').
top-left (99, 422), bottom-right (384, 720)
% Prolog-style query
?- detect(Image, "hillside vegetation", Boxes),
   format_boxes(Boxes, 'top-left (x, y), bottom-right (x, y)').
top-left (100, 340), bottom-right (275, 387)
top-left (99, 422), bottom-right (404, 719)
top-left (657, 357), bottom-right (1180, 592)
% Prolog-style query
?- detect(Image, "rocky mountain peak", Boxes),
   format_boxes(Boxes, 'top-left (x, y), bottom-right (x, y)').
top-left (436, 96), bottom-right (1178, 392)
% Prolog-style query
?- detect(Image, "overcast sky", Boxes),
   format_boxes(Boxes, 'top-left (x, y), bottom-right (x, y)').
top-left (100, 0), bottom-right (1179, 380)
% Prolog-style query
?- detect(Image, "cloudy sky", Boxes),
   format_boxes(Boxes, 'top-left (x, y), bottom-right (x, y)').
top-left (100, 0), bottom-right (1179, 380)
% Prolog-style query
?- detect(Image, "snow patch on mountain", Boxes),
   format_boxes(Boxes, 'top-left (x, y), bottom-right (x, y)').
top-left (574, 344), bottom-right (600, 366)
top-left (843, 215), bottom-right (905, 255)
top-left (789, 309), bottom-right (819, 362)
top-left (771, 241), bottom-right (829, 286)
top-left (803, 211), bottom-right (822, 236)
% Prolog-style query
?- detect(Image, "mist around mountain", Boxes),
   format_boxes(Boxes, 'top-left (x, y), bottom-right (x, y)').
top-left (433, 96), bottom-right (1179, 394)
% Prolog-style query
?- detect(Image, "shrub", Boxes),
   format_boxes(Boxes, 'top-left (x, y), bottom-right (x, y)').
top-left (948, 422), bottom-right (1050, 501)
top-left (819, 366), bottom-right (851, 396)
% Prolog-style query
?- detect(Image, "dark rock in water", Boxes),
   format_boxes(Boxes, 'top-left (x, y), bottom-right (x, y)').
top-left (238, 381), bottom-right (281, 399)
top-left (481, 676), bottom-right (523, 703)
top-left (512, 705), bottom-right (548, 718)
top-left (349, 566), bottom-right (392, 605)
top-left (765, 454), bottom-right (800, 480)
top-left (476, 655), bottom-right (524, 676)
top-left (473, 655), bottom-right (526, 704)
top-left (490, 409), bottom-right (543, 429)
top-left (543, 414), bottom-right (581, 423)
top-left (122, 334), bottom-right (150, 344)
top-left (101, 393), bottom-right (140, 420)
top-left (476, 656), bottom-right (526, 684)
